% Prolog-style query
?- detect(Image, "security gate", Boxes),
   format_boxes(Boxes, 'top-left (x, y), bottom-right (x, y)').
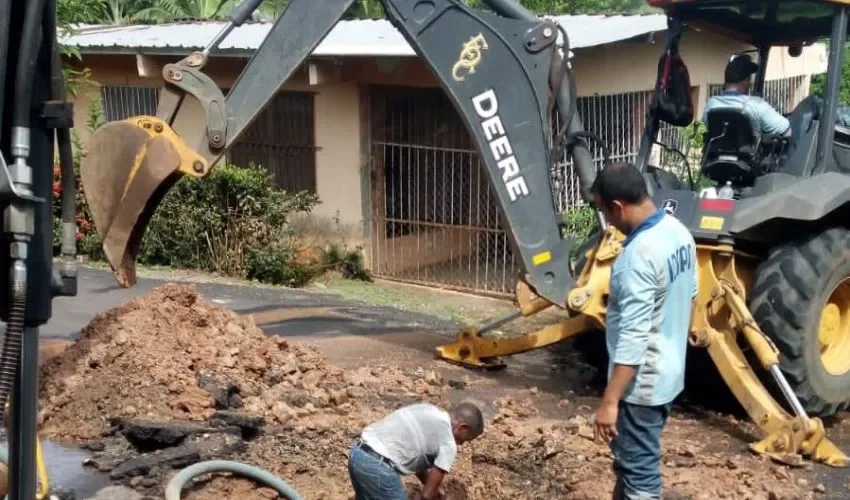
top-left (368, 85), bottom-right (522, 296)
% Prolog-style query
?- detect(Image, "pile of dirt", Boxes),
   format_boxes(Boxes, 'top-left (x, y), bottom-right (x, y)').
top-left (39, 283), bottom-right (403, 440)
top-left (38, 283), bottom-right (818, 500)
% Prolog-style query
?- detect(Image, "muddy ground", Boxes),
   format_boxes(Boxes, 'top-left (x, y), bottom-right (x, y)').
top-left (36, 282), bottom-right (850, 499)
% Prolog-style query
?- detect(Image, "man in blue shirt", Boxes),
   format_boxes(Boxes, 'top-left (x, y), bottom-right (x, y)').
top-left (703, 54), bottom-right (791, 137)
top-left (590, 162), bottom-right (697, 500)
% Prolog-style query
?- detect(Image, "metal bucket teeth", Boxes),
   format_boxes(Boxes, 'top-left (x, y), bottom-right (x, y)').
top-left (79, 116), bottom-right (210, 287)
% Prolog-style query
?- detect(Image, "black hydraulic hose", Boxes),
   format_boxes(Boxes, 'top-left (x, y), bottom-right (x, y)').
top-left (0, 0), bottom-right (12, 131)
top-left (0, 0), bottom-right (48, 411)
top-left (56, 130), bottom-right (75, 229)
top-left (13, 0), bottom-right (47, 129)
top-left (44, 1), bottom-right (76, 242)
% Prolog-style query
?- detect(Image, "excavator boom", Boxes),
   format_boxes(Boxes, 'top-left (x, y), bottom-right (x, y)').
top-left (81, 0), bottom-right (598, 304)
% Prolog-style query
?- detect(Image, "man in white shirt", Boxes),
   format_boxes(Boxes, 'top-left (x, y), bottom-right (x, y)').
top-left (348, 402), bottom-right (484, 500)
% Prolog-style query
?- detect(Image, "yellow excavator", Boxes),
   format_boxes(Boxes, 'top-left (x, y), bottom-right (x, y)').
top-left (79, 0), bottom-right (850, 470)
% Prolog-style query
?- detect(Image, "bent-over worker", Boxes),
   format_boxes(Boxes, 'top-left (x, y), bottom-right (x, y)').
top-left (348, 401), bottom-right (484, 500)
top-left (590, 162), bottom-right (698, 500)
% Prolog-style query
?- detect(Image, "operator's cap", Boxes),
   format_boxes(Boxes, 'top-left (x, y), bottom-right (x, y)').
top-left (725, 54), bottom-right (758, 83)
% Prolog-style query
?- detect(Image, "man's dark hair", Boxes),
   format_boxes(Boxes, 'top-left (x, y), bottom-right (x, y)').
top-left (452, 402), bottom-right (484, 436)
top-left (724, 54), bottom-right (758, 85)
top-left (590, 162), bottom-right (649, 207)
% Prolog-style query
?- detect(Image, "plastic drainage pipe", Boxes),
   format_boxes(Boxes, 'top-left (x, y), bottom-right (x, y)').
top-left (165, 460), bottom-right (303, 500)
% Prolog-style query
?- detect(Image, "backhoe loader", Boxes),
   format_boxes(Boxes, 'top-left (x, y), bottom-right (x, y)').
top-left (79, 0), bottom-right (850, 470)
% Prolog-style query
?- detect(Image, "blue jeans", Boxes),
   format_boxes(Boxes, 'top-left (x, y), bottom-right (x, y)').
top-left (610, 401), bottom-right (671, 500)
top-left (348, 443), bottom-right (407, 500)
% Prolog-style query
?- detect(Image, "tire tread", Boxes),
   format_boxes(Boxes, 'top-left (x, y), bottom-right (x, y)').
top-left (749, 228), bottom-right (850, 417)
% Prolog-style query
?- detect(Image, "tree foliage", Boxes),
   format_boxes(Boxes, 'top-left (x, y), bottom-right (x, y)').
top-left (810, 44), bottom-right (850, 106)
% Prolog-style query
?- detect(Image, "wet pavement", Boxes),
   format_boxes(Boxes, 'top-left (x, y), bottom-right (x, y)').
top-left (38, 441), bottom-right (112, 498)
top-left (43, 267), bottom-right (456, 342)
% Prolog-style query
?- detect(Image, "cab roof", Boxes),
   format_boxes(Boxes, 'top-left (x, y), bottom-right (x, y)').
top-left (647, 0), bottom-right (845, 46)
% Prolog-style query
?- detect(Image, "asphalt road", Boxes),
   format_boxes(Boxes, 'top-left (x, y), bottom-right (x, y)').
top-left (43, 266), bottom-right (457, 342)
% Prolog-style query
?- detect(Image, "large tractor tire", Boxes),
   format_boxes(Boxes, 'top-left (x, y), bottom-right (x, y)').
top-left (748, 227), bottom-right (850, 417)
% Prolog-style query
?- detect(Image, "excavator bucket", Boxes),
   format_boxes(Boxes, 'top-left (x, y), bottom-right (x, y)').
top-left (79, 116), bottom-right (210, 287)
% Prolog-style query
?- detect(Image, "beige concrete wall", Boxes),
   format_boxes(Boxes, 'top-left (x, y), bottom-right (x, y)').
top-left (309, 81), bottom-right (364, 238)
top-left (69, 54), bottom-right (366, 251)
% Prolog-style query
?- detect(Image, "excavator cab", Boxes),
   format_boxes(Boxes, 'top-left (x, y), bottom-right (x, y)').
top-left (648, 0), bottom-right (850, 192)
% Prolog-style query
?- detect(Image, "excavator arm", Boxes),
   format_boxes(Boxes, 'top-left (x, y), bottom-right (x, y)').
top-left (80, 0), bottom-right (599, 305)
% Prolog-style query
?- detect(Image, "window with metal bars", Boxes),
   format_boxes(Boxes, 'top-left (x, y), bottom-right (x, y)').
top-left (224, 90), bottom-right (318, 194)
top-left (100, 85), bottom-right (159, 122)
top-left (99, 85), bottom-right (318, 194)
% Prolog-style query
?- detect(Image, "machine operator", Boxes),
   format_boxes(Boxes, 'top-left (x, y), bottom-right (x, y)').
top-left (703, 54), bottom-right (792, 138)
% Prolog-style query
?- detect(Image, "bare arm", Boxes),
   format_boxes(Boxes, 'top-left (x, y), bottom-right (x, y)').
top-left (421, 467), bottom-right (447, 499)
top-left (602, 364), bottom-right (639, 407)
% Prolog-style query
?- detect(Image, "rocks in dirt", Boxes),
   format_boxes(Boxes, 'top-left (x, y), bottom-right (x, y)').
top-left (116, 418), bottom-right (212, 452)
top-left (448, 378), bottom-right (467, 390)
top-left (197, 373), bottom-right (243, 409)
top-left (110, 445), bottom-right (202, 480)
top-left (210, 410), bottom-right (265, 437)
top-left (109, 432), bottom-right (247, 481)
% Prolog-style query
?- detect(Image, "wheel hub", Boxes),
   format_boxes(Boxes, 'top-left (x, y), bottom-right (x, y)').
top-left (819, 279), bottom-right (850, 376)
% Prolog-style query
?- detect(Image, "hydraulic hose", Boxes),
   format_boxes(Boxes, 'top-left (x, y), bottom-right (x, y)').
top-left (0, 0), bottom-right (48, 412)
top-left (46, 3), bottom-right (78, 280)
top-left (13, 0), bottom-right (47, 130)
top-left (0, 0), bottom-right (12, 131)
top-left (164, 460), bottom-right (303, 500)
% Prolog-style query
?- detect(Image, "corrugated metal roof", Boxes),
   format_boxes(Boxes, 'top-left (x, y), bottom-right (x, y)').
top-left (59, 14), bottom-right (668, 57)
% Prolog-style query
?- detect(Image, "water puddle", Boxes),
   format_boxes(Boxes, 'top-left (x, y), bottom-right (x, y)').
top-left (0, 438), bottom-right (112, 498)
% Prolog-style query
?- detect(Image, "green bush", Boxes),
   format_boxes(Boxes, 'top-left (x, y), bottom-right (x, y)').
top-left (245, 242), bottom-right (315, 287)
top-left (322, 244), bottom-right (371, 281)
top-left (137, 163), bottom-right (321, 281)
